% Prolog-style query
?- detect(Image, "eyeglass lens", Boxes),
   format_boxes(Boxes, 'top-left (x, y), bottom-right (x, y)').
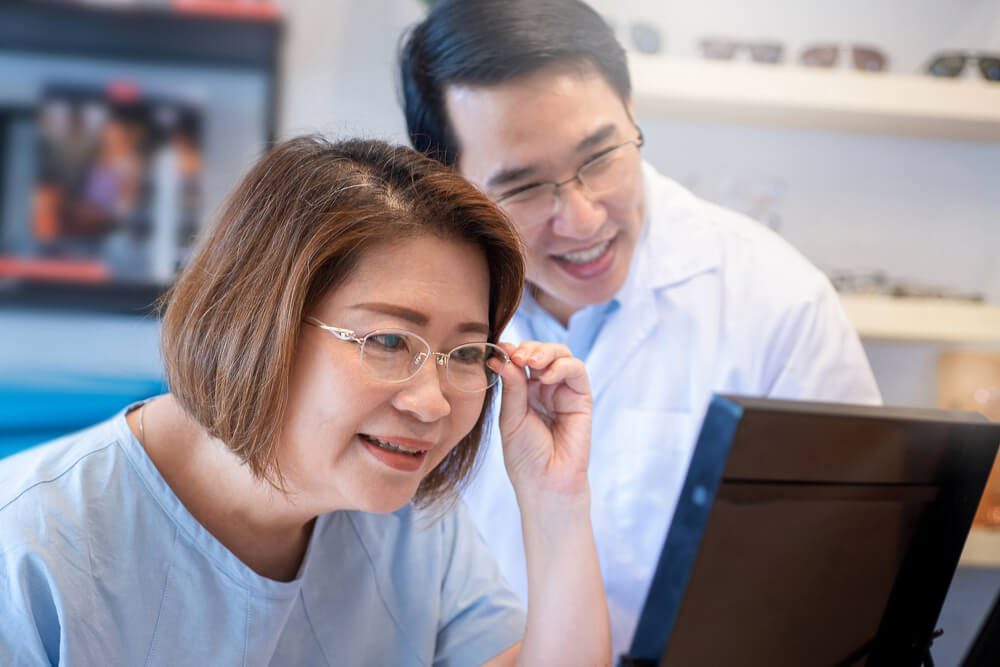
top-left (500, 141), bottom-right (639, 224)
top-left (359, 330), bottom-right (504, 391)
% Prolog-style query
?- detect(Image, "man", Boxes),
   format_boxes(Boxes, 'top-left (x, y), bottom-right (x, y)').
top-left (399, 0), bottom-right (882, 654)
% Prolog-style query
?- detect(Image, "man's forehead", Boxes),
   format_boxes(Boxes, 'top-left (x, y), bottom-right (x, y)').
top-left (444, 75), bottom-right (629, 185)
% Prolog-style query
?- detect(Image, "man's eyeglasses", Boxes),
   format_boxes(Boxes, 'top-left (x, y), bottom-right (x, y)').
top-left (493, 130), bottom-right (644, 226)
top-left (304, 317), bottom-right (508, 393)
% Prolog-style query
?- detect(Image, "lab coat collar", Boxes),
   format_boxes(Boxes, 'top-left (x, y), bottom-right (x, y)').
top-left (630, 160), bottom-right (723, 293)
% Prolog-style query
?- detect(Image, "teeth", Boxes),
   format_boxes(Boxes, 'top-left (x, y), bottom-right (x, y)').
top-left (555, 240), bottom-right (611, 264)
top-left (364, 434), bottom-right (422, 456)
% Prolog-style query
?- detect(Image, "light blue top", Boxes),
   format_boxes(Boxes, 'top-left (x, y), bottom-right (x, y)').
top-left (0, 408), bottom-right (525, 666)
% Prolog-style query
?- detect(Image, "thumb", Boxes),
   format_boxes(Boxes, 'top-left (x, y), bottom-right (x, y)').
top-left (494, 342), bottom-right (529, 436)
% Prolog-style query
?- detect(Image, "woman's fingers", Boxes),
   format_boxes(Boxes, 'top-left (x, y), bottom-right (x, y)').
top-left (508, 342), bottom-right (572, 371)
top-left (531, 356), bottom-right (590, 396)
top-left (505, 343), bottom-right (589, 394)
top-left (491, 348), bottom-right (529, 429)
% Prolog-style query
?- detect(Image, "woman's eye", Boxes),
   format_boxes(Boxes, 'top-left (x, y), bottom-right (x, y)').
top-left (451, 346), bottom-right (486, 365)
top-left (368, 333), bottom-right (409, 352)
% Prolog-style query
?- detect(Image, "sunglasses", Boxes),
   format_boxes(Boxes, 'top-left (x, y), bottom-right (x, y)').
top-left (699, 38), bottom-right (783, 64)
top-left (799, 44), bottom-right (888, 72)
top-left (926, 52), bottom-right (1000, 81)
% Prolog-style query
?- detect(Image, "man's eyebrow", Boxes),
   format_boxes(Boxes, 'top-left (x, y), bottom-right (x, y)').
top-left (576, 123), bottom-right (617, 152)
top-left (485, 123), bottom-right (620, 191)
top-left (486, 165), bottom-right (539, 191)
top-left (350, 302), bottom-right (490, 335)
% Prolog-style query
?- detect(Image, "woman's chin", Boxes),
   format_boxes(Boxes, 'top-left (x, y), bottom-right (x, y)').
top-left (352, 488), bottom-right (418, 514)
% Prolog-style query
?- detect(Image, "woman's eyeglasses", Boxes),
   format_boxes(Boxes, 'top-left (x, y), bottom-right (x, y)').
top-left (304, 317), bottom-right (508, 393)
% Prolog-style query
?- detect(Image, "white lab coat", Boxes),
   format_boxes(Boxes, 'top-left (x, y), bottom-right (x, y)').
top-left (463, 162), bottom-right (882, 656)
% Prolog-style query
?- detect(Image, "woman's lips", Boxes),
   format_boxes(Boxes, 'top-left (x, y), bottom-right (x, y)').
top-left (359, 434), bottom-right (430, 473)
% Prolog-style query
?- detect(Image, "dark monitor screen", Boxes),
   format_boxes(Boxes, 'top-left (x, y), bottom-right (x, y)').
top-left (623, 395), bottom-right (1000, 667)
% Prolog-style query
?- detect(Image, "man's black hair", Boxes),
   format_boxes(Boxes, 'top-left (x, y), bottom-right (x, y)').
top-left (398, 0), bottom-right (630, 166)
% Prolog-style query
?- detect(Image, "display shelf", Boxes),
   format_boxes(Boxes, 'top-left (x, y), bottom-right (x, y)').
top-left (839, 294), bottom-right (1000, 344)
top-left (629, 55), bottom-right (1000, 142)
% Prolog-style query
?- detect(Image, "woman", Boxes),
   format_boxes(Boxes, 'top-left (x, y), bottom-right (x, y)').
top-left (0, 137), bottom-right (610, 665)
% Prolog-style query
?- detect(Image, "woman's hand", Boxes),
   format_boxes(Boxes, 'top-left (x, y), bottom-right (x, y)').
top-left (492, 341), bottom-right (593, 503)
top-left (491, 342), bottom-right (610, 667)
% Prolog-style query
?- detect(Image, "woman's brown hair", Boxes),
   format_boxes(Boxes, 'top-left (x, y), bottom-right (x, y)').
top-left (160, 135), bottom-right (524, 507)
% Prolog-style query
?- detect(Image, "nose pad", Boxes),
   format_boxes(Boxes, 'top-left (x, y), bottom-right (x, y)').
top-left (551, 180), bottom-right (606, 238)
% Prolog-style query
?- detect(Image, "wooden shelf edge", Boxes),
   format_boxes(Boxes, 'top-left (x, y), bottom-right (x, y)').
top-left (839, 294), bottom-right (1000, 344)
top-left (630, 55), bottom-right (1000, 142)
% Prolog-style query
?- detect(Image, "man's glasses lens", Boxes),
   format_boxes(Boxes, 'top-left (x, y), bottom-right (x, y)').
top-left (497, 139), bottom-right (640, 225)
top-left (359, 330), bottom-right (505, 392)
top-left (577, 143), bottom-right (634, 197)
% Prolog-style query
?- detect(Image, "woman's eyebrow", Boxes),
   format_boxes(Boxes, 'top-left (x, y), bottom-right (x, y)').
top-left (351, 302), bottom-right (489, 335)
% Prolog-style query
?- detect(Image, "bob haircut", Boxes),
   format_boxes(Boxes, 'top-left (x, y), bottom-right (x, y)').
top-left (399, 0), bottom-right (630, 165)
top-left (161, 135), bottom-right (525, 507)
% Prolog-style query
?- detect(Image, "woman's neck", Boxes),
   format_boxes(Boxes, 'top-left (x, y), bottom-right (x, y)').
top-left (127, 394), bottom-right (316, 581)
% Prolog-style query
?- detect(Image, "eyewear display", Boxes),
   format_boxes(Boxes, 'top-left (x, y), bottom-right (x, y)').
top-left (799, 43), bottom-right (888, 71)
top-left (699, 38), bottom-right (783, 64)
top-left (926, 52), bottom-right (1000, 81)
top-left (304, 317), bottom-right (508, 392)
top-left (494, 131), bottom-right (644, 226)
top-left (603, 17), bottom-right (664, 55)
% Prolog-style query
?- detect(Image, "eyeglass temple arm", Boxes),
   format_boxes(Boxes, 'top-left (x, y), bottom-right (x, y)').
top-left (303, 317), bottom-right (364, 344)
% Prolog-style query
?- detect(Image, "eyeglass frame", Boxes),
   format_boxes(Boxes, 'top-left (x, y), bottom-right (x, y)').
top-left (303, 316), bottom-right (509, 393)
top-left (925, 52), bottom-right (1000, 81)
top-left (492, 128), bottom-right (645, 218)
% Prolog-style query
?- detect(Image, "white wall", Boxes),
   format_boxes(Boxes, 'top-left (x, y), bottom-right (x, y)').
top-left (5, 0), bottom-right (997, 410)
top-left (278, 0), bottom-right (425, 143)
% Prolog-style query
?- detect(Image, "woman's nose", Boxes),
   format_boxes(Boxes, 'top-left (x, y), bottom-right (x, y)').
top-left (391, 359), bottom-right (452, 422)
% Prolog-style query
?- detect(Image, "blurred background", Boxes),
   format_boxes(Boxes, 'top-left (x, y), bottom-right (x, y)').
top-left (0, 0), bottom-right (998, 660)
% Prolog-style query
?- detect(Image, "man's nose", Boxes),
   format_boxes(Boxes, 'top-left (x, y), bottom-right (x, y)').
top-left (550, 181), bottom-right (607, 239)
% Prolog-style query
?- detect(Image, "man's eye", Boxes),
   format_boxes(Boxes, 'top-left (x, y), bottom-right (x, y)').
top-left (499, 183), bottom-right (549, 203)
top-left (581, 148), bottom-right (617, 172)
